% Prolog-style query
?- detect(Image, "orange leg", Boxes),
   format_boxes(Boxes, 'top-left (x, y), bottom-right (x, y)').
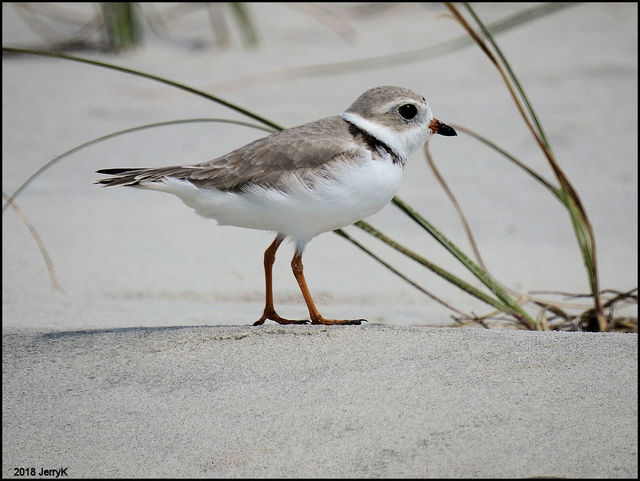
top-left (253, 236), bottom-right (309, 325)
top-left (290, 251), bottom-right (366, 325)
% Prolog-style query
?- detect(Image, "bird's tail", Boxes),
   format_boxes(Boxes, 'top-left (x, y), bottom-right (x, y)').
top-left (96, 166), bottom-right (192, 187)
top-left (95, 168), bottom-right (149, 187)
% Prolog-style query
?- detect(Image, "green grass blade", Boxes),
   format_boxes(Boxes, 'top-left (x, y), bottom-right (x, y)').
top-left (1, 46), bottom-right (283, 131)
top-left (101, 3), bottom-right (141, 51)
top-left (353, 220), bottom-right (518, 316)
top-left (334, 228), bottom-right (474, 319)
top-left (229, 3), bottom-right (259, 47)
top-left (463, 3), bottom-right (552, 150)
top-left (391, 197), bottom-right (538, 328)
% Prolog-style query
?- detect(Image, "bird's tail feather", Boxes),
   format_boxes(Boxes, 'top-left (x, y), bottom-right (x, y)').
top-left (95, 168), bottom-right (148, 187)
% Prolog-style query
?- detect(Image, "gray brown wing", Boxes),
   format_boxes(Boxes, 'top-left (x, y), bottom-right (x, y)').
top-left (96, 116), bottom-right (363, 191)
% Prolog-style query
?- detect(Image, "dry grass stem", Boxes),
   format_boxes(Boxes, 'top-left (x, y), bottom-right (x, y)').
top-left (3, 192), bottom-right (65, 294)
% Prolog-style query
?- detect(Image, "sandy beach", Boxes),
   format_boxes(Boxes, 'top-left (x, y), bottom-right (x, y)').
top-left (3, 3), bottom-right (637, 477)
top-left (3, 325), bottom-right (637, 478)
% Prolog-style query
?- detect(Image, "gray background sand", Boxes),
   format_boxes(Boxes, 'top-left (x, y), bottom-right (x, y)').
top-left (2, 2), bottom-right (637, 478)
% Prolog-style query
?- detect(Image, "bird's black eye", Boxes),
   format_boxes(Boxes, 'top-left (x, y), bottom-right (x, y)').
top-left (398, 103), bottom-right (418, 120)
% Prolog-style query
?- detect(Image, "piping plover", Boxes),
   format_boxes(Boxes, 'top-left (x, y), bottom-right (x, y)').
top-left (97, 86), bottom-right (456, 325)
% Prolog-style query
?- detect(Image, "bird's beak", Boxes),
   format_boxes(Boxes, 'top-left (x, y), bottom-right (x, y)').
top-left (429, 118), bottom-right (457, 136)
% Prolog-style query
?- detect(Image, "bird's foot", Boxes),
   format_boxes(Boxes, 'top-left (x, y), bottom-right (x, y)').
top-left (253, 310), bottom-right (309, 326)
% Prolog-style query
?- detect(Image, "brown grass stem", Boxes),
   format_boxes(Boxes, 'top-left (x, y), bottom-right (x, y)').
top-left (424, 141), bottom-right (487, 272)
top-left (3, 192), bottom-right (65, 294)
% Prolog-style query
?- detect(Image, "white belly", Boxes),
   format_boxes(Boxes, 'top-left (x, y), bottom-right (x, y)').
top-left (147, 157), bottom-right (404, 247)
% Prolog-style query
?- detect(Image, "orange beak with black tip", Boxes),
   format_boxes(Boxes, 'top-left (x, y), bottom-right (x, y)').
top-left (429, 118), bottom-right (457, 136)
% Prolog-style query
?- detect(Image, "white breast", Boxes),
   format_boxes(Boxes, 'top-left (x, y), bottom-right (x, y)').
top-left (143, 153), bottom-right (404, 248)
